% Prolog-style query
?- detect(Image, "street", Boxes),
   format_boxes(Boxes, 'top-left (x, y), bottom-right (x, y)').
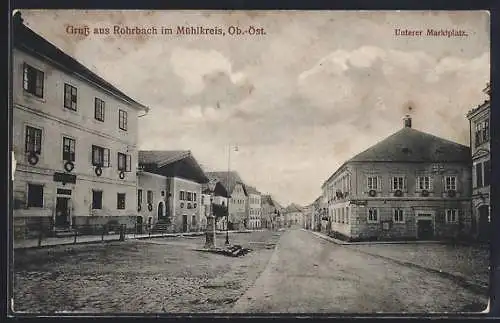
top-left (13, 229), bottom-right (488, 314)
top-left (231, 229), bottom-right (488, 313)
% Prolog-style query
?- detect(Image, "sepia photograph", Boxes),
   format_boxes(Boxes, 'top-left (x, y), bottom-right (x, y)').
top-left (9, 9), bottom-right (491, 315)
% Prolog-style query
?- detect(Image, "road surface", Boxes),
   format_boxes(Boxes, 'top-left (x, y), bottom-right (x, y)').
top-left (230, 229), bottom-right (488, 313)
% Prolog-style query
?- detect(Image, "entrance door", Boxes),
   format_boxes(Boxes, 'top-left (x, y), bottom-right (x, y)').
top-left (55, 197), bottom-right (70, 227)
top-left (417, 219), bottom-right (434, 240)
top-left (136, 216), bottom-right (143, 234)
top-left (182, 214), bottom-right (188, 232)
top-left (478, 205), bottom-right (490, 242)
top-left (158, 201), bottom-right (164, 218)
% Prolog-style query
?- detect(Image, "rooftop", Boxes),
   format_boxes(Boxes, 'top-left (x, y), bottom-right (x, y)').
top-left (13, 11), bottom-right (148, 112)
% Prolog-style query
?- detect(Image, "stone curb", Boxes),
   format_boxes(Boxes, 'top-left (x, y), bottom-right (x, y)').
top-left (13, 238), bottom-right (120, 251)
top-left (307, 229), bottom-right (489, 294)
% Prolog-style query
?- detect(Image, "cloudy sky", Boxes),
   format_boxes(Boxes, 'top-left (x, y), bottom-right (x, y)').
top-left (19, 10), bottom-right (490, 206)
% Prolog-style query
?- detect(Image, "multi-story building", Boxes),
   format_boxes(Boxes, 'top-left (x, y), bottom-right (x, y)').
top-left (12, 12), bottom-right (149, 237)
top-left (322, 116), bottom-right (472, 242)
top-left (261, 194), bottom-right (279, 230)
top-left (206, 171), bottom-right (248, 230)
top-left (302, 204), bottom-right (314, 230)
top-left (136, 170), bottom-right (168, 233)
top-left (245, 186), bottom-right (262, 229)
top-left (467, 83), bottom-right (491, 242)
top-left (138, 150), bottom-right (208, 233)
top-left (283, 204), bottom-right (304, 228)
top-left (312, 196), bottom-right (323, 231)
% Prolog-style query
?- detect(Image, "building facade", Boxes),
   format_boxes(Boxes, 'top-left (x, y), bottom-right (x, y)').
top-left (322, 116), bottom-right (472, 242)
top-left (138, 150), bottom-right (208, 233)
top-left (283, 204), bottom-right (304, 228)
top-left (467, 83), bottom-right (491, 242)
top-left (136, 171), bottom-right (168, 233)
top-left (12, 13), bottom-right (149, 238)
top-left (206, 171), bottom-right (248, 230)
top-left (246, 186), bottom-right (262, 229)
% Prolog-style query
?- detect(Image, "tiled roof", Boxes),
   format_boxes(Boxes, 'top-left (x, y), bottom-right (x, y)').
top-left (206, 171), bottom-right (246, 195)
top-left (13, 12), bottom-right (148, 112)
top-left (139, 150), bottom-right (190, 167)
top-left (348, 127), bottom-right (470, 163)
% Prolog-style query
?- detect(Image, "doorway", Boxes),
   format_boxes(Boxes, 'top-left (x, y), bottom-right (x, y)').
top-left (158, 201), bottom-right (164, 218)
top-left (55, 197), bottom-right (70, 227)
top-left (182, 214), bottom-right (188, 232)
top-left (417, 219), bottom-right (434, 240)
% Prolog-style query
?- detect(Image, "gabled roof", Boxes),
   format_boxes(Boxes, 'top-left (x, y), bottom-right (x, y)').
top-left (13, 12), bottom-right (148, 112)
top-left (139, 150), bottom-right (190, 168)
top-left (201, 181), bottom-right (230, 198)
top-left (138, 150), bottom-right (208, 183)
top-left (206, 171), bottom-right (247, 195)
top-left (348, 127), bottom-right (470, 163)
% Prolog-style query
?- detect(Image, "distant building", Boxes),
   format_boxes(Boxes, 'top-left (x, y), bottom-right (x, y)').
top-left (283, 204), bottom-right (304, 228)
top-left (12, 12), bottom-right (149, 238)
top-left (245, 186), bottom-right (262, 229)
top-left (138, 150), bottom-right (208, 233)
top-left (312, 196), bottom-right (324, 231)
top-left (466, 83), bottom-right (491, 242)
top-left (206, 171), bottom-right (248, 230)
top-left (322, 116), bottom-right (472, 242)
top-left (261, 195), bottom-right (282, 230)
top-left (302, 204), bottom-right (314, 230)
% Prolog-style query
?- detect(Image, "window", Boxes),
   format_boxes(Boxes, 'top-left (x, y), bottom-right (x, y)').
top-left (193, 193), bottom-right (197, 201)
top-left (484, 160), bottom-right (491, 187)
top-left (64, 83), bottom-right (77, 110)
top-left (392, 176), bottom-right (405, 190)
top-left (445, 176), bottom-right (457, 191)
top-left (475, 163), bottom-right (483, 188)
top-left (475, 120), bottom-right (490, 146)
top-left (367, 176), bottom-right (378, 190)
top-left (62, 137), bottom-right (75, 161)
top-left (117, 193), bottom-right (126, 209)
top-left (117, 153), bottom-right (131, 172)
top-left (192, 215), bottom-right (197, 226)
top-left (94, 98), bottom-right (105, 121)
top-left (367, 208), bottom-right (378, 223)
top-left (92, 145), bottom-right (110, 167)
top-left (393, 209), bottom-right (404, 223)
top-left (25, 126), bottom-right (42, 154)
top-left (187, 192), bottom-right (192, 201)
top-left (27, 183), bottom-right (43, 207)
top-left (23, 63), bottom-right (44, 97)
top-left (137, 189), bottom-right (143, 206)
top-left (161, 191), bottom-right (165, 197)
top-left (147, 190), bottom-right (153, 204)
top-left (446, 209), bottom-right (458, 223)
top-left (92, 190), bottom-right (103, 209)
top-left (119, 109), bottom-right (128, 131)
top-left (417, 176), bottom-right (431, 190)
top-left (345, 207), bottom-right (349, 224)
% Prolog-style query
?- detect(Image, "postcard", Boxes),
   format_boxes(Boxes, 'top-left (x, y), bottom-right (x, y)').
top-left (9, 9), bottom-right (491, 315)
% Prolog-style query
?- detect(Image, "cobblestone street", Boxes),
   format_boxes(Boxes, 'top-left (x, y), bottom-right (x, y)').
top-left (13, 231), bottom-right (281, 313)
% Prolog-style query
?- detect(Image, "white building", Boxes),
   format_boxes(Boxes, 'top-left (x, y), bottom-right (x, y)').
top-left (12, 12), bottom-right (149, 237)
top-left (246, 186), bottom-right (262, 229)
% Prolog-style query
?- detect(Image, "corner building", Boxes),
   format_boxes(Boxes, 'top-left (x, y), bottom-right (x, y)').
top-left (322, 116), bottom-right (472, 241)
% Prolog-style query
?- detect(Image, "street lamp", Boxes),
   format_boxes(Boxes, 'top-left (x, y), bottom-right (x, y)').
top-left (204, 178), bottom-right (218, 249)
top-left (225, 144), bottom-right (238, 246)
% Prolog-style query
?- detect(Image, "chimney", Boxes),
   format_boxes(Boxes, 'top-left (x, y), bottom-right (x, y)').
top-left (403, 115), bottom-right (412, 128)
top-left (13, 10), bottom-right (23, 25)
